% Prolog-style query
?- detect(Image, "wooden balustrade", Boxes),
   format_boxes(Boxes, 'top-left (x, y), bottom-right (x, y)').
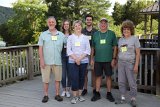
top-left (113, 48), bottom-right (160, 95)
top-left (0, 45), bottom-right (40, 84)
top-left (0, 45), bottom-right (160, 95)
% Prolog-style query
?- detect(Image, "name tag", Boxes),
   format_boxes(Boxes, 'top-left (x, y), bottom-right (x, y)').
top-left (51, 36), bottom-right (57, 41)
top-left (75, 42), bottom-right (81, 46)
top-left (121, 46), bottom-right (127, 52)
top-left (100, 39), bottom-right (106, 44)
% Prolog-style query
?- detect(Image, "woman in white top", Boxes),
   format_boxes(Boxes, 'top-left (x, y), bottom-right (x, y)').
top-left (67, 20), bottom-right (91, 104)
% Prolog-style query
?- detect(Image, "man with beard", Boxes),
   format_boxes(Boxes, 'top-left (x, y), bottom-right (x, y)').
top-left (81, 14), bottom-right (97, 96)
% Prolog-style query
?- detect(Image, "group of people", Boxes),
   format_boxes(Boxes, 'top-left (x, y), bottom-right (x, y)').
top-left (38, 14), bottom-right (140, 107)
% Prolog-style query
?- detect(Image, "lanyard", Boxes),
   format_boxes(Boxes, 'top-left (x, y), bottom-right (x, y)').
top-left (98, 30), bottom-right (108, 40)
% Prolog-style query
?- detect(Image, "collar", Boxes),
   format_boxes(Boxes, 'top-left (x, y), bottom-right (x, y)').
top-left (47, 30), bottom-right (59, 35)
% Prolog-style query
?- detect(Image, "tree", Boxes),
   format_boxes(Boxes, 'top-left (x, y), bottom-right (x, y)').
top-left (0, 6), bottom-right (14, 24)
top-left (45, 0), bottom-right (111, 30)
top-left (112, 2), bottom-right (123, 25)
top-left (112, 0), bottom-right (154, 26)
top-left (0, 0), bottom-right (47, 45)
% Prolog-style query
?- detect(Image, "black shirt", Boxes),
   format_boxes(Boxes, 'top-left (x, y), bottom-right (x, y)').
top-left (82, 27), bottom-right (97, 46)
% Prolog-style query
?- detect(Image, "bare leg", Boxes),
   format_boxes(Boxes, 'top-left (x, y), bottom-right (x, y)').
top-left (55, 81), bottom-right (60, 95)
top-left (106, 76), bottom-right (112, 92)
top-left (44, 83), bottom-right (49, 96)
top-left (96, 76), bottom-right (102, 92)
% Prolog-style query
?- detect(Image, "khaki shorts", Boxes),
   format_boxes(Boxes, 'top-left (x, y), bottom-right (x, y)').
top-left (41, 65), bottom-right (62, 83)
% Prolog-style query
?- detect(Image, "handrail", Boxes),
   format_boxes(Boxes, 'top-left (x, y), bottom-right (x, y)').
top-left (0, 44), bottom-right (38, 50)
top-left (0, 45), bottom-right (40, 84)
top-left (0, 45), bottom-right (160, 95)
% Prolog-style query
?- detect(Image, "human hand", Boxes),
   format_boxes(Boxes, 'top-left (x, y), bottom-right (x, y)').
top-left (40, 60), bottom-right (45, 69)
top-left (111, 59), bottom-right (117, 68)
top-left (133, 65), bottom-right (138, 74)
top-left (75, 58), bottom-right (81, 65)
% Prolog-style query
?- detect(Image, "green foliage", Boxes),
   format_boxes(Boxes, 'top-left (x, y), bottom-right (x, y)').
top-left (112, 0), bottom-right (158, 38)
top-left (45, 0), bottom-right (111, 30)
top-left (0, 0), bottom-right (48, 46)
top-left (136, 19), bottom-right (158, 36)
top-left (112, 2), bottom-right (123, 25)
top-left (0, 0), bottom-right (157, 45)
top-left (112, 0), bottom-right (154, 26)
top-left (0, 6), bottom-right (15, 25)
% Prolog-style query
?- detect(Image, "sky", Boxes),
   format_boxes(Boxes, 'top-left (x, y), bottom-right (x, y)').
top-left (0, 0), bottom-right (127, 15)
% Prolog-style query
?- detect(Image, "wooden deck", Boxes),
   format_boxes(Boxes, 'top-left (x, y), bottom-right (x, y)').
top-left (0, 76), bottom-right (160, 107)
top-left (0, 45), bottom-right (160, 107)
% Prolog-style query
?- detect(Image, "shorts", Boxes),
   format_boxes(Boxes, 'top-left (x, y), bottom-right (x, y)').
top-left (94, 62), bottom-right (112, 77)
top-left (41, 65), bottom-right (62, 83)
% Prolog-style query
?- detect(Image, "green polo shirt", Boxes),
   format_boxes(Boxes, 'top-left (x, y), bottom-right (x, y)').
top-left (92, 30), bottom-right (117, 62)
top-left (38, 30), bottom-right (66, 65)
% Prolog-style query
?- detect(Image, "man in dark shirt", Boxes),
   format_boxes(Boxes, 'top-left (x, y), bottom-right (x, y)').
top-left (81, 14), bottom-right (97, 96)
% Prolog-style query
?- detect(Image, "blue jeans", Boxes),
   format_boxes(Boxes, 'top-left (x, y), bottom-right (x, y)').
top-left (61, 56), bottom-right (71, 88)
top-left (68, 63), bottom-right (88, 91)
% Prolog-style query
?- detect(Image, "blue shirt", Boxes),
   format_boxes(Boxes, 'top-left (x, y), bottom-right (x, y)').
top-left (38, 30), bottom-right (66, 65)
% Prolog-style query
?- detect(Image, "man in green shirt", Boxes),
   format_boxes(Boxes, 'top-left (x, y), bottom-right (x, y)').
top-left (91, 18), bottom-right (118, 102)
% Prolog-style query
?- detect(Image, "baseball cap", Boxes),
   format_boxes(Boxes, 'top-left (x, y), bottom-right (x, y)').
top-left (100, 18), bottom-right (108, 22)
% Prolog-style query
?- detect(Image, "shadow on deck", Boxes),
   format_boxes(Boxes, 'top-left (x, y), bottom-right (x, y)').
top-left (0, 76), bottom-right (160, 107)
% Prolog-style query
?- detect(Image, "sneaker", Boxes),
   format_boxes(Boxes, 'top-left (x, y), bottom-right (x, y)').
top-left (61, 91), bottom-right (66, 97)
top-left (78, 96), bottom-right (85, 102)
top-left (81, 89), bottom-right (87, 96)
top-left (115, 99), bottom-right (126, 104)
top-left (42, 96), bottom-right (49, 103)
top-left (130, 100), bottom-right (137, 107)
top-left (120, 96), bottom-right (126, 104)
top-left (55, 95), bottom-right (63, 102)
top-left (91, 92), bottom-right (101, 101)
top-left (115, 96), bottom-right (126, 104)
top-left (71, 97), bottom-right (79, 104)
top-left (66, 91), bottom-right (71, 98)
top-left (106, 92), bottom-right (115, 102)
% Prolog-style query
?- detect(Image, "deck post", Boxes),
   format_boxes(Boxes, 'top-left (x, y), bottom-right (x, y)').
top-left (28, 46), bottom-right (34, 80)
top-left (158, 0), bottom-right (160, 48)
top-left (144, 14), bottom-right (147, 36)
top-left (156, 50), bottom-right (160, 95)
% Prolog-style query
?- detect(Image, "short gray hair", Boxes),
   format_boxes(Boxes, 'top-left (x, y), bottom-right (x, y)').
top-left (47, 16), bottom-right (56, 24)
top-left (47, 16), bottom-right (56, 21)
top-left (73, 20), bottom-right (82, 27)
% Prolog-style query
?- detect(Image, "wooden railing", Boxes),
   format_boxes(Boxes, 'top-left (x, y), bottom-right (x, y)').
top-left (139, 33), bottom-right (159, 48)
top-left (0, 45), bottom-right (40, 84)
top-left (0, 45), bottom-right (160, 95)
top-left (113, 48), bottom-right (160, 95)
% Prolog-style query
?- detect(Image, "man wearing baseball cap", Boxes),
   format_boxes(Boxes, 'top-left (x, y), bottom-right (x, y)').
top-left (91, 18), bottom-right (118, 102)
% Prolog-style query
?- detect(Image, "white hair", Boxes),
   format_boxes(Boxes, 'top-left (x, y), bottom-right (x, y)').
top-left (47, 16), bottom-right (57, 25)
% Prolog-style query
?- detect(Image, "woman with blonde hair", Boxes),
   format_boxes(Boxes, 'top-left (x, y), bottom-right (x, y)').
top-left (67, 20), bottom-right (91, 104)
